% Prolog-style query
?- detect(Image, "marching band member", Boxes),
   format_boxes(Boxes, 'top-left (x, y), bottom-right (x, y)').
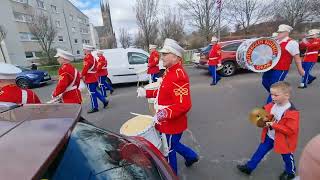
top-left (238, 82), bottom-right (299, 180)
top-left (82, 44), bottom-right (108, 113)
top-left (148, 44), bottom-right (160, 83)
top-left (96, 50), bottom-right (114, 97)
top-left (0, 63), bottom-right (41, 104)
top-left (137, 39), bottom-right (199, 175)
top-left (208, 36), bottom-right (222, 86)
top-left (298, 29), bottom-right (320, 88)
top-left (262, 24), bottom-right (305, 104)
top-left (52, 49), bottom-right (82, 104)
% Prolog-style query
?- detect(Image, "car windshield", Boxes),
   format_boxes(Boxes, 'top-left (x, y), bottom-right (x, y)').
top-left (42, 123), bottom-right (162, 180)
top-left (16, 66), bottom-right (31, 72)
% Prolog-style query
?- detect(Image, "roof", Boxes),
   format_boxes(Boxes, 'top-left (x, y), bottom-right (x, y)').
top-left (0, 104), bottom-right (81, 179)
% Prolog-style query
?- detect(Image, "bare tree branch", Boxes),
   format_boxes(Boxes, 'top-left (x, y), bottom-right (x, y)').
top-left (119, 27), bottom-right (132, 48)
top-left (159, 7), bottom-right (185, 42)
top-left (28, 12), bottom-right (57, 64)
top-left (135, 0), bottom-right (159, 49)
top-left (0, 25), bottom-right (7, 63)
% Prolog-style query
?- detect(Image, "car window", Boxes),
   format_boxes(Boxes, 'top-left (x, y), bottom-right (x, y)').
top-left (16, 66), bottom-right (31, 72)
top-left (42, 123), bottom-right (162, 180)
top-left (222, 42), bottom-right (242, 51)
top-left (128, 52), bottom-right (148, 65)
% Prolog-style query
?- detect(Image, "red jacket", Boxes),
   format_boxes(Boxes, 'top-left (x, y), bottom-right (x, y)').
top-left (261, 103), bottom-right (299, 154)
top-left (96, 55), bottom-right (108, 77)
top-left (146, 62), bottom-right (191, 134)
top-left (299, 38), bottom-right (320, 63)
top-left (0, 84), bottom-right (41, 104)
top-left (148, 51), bottom-right (160, 74)
top-left (273, 38), bottom-right (294, 71)
top-left (52, 63), bottom-right (82, 104)
top-left (208, 44), bottom-right (222, 66)
top-left (81, 53), bottom-right (98, 83)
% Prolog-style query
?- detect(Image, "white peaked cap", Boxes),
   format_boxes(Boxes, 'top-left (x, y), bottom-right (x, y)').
top-left (0, 63), bottom-right (22, 80)
top-left (54, 48), bottom-right (74, 61)
top-left (211, 36), bottom-right (218, 42)
top-left (277, 24), bottom-right (293, 33)
top-left (149, 44), bottom-right (157, 50)
top-left (307, 29), bottom-right (320, 36)
top-left (83, 44), bottom-right (95, 50)
top-left (159, 38), bottom-right (185, 58)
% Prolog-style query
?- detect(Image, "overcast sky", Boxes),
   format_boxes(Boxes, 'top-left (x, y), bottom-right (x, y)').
top-left (69, 0), bottom-right (182, 42)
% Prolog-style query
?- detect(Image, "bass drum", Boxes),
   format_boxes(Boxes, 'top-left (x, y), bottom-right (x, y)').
top-left (236, 38), bottom-right (281, 72)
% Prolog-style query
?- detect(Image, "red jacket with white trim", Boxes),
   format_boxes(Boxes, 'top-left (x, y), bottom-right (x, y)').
top-left (148, 51), bottom-right (160, 74)
top-left (0, 84), bottom-right (41, 104)
top-left (299, 38), bottom-right (320, 63)
top-left (208, 44), bottom-right (222, 66)
top-left (81, 53), bottom-right (98, 83)
top-left (96, 55), bottom-right (108, 77)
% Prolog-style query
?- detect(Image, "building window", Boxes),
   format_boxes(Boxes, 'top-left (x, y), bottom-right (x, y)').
top-left (55, 20), bottom-right (61, 28)
top-left (12, 0), bottom-right (27, 3)
top-left (69, 15), bottom-right (74, 21)
top-left (51, 5), bottom-right (57, 13)
top-left (14, 12), bottom-right (32, 23)
top-left (19, 32), bottom-right (38, 41)
top-left (80, 28), bottom-right (89, 34)
top-left (58, 36), bottom-right (63, 42)
top-left (77, 50), bottom-right (80, 54)
top-left (74, 39), bottom-right (78, 43)
top-left (72, 27), bottom-right (76, 32)
top-left (25, 52), bottom-right (34, 58)
top-left (36, 0), bottom-right (45, 9)
top-left (25, 52), bottom-right (41, 59)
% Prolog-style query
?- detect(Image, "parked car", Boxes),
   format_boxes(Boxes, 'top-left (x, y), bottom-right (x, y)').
top-left (198, 39), bottom-right (246, 76)
top-left (0, 103), bottom-right (177, 180)
top-left (15, 65), bottom-right (51, 89)
top-left (92, 48), bottom-right (165, 85)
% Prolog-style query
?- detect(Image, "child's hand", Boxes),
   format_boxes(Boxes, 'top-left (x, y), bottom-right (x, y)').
top-left (266, 122), bottom-right (274, 127)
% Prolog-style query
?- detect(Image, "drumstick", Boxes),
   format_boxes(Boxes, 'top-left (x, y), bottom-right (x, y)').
top-left (130, 112), bottom-right (153, 119)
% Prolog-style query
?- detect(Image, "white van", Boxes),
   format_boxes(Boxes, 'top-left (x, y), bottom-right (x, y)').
top-left (92, 48), bottom-right (164, 85)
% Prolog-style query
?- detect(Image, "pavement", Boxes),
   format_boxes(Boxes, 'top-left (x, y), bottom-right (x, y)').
top-left (34, 64), bottom-right (320, 180)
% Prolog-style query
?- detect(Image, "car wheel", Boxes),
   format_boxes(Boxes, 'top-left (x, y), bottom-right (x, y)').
top-left (220, 61), bottom-right (236, 77)
top-left (16, 78), bottom-right (31, 89)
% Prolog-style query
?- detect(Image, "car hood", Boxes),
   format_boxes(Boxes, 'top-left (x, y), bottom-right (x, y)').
top-left (19, 70), bottom-right (47, 76)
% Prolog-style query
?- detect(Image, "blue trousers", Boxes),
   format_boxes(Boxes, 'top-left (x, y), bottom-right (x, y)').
top-left (98, 76), bottom-right (113, 97)
top-left (165, 133), bottom-right (198, 175)
top-left (208, 65), bottom-right (221, 85)
top-left (151, 73), bottom-right (159, 83)
top-left (301, 62), bottom-right (316, 86)
top-left (246, 135), bottom-right (296, 175)
top-left (86, 82), bottom-right (107, 110)
top-left (262, 70), bottom-right (288, 103)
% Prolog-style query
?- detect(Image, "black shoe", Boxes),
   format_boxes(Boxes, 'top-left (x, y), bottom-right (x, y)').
top-left (87, 109), bottom-right (98, 114)
top-left (210, 83), bottom-right (216, 86)
top-left (103, 101), bottom-right (109, 108)
top-left (185, 157), bottom-right (199, 167)
top-left (110, 90), bottom-right (114, 95)
top-left (308, 77), bottom-right (316, 84)
top-left (279, 171), bottom-right (295, 180)
top-left (237, 164), bottom-right (252, 175)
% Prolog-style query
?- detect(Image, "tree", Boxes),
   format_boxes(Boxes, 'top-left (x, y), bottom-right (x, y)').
top-left (273, 0), bottom-right (314, 27)
top-left (159, 7), bottom-right (185, 42)
top-left (28, 12), bottom-right (57, 64)
top-left (135, 0), bottom-right (159, 49)
top-left (119, 28), bottom-right (132, 48)
top-left (179, 0), bottom-right (219, 43)
top-left (0, 25), bottom-right (7, 63)
top-left (225, 0), bottom-right (273, 34)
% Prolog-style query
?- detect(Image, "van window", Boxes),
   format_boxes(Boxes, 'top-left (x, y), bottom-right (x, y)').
top-left (128, 52), bottom-right (148, 64)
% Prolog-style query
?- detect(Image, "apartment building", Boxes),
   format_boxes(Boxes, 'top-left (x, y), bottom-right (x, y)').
top-left (0, 0), bottom-right (98, 66)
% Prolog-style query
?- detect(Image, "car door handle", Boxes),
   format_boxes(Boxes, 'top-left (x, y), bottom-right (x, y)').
top-left (129, 68), bottom-right (135, 69)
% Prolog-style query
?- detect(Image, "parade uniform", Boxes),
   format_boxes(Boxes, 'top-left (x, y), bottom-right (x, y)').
top-left (208, 43), bottom-right (222, 85)
top-left (82, 46), bottom-right (108, 112)
top-left (262, 26), bottom-right (300, 103)
top-left (144, 39), bottom-right (198, 175)
top-left (96, 53), bottom-right (113, 97)
top-left (0, 84), bottom-right (41, 104)
top-left (245, 102), bottom-right (299, 176)
top-left (299, 37), bottom-right (320, 88)
top-left (148, 45), bottom-right (160, 83)
top-left (52, 63), bottom-right (82, 104)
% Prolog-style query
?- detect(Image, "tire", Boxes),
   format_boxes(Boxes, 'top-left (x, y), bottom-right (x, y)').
top-left (219, 61), bottom-right (236, 77)
top-left (16, 78), bottom-right (31, 89)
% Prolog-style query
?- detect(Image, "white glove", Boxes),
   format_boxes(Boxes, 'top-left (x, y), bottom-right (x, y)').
top-left (217, 63), bottom-right (222, 67)
top-left (137, 87), bottom-right (146, 97)
top-left (152, 115), bottom-right (159, 124)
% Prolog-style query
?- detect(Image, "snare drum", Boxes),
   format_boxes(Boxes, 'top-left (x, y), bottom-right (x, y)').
top-left (236, 38), bottom-right (281, 72)
top-left (120, 115), bottom-right (162, 149)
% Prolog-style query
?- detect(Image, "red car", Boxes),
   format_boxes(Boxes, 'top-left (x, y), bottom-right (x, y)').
top-left (0, 104), bottom-right (177, 180)
top-left (198, 39), bottom-right (246, 76)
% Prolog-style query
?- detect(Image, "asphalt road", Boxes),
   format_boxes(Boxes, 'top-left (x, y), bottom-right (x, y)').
top-left (34, 65), bottom-right (320, 180)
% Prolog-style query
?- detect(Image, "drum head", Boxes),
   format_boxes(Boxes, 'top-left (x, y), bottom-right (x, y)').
top-left (236, 38), bottom-right (281, 72)
top-left (120, 115), bottom-right (153, 136)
